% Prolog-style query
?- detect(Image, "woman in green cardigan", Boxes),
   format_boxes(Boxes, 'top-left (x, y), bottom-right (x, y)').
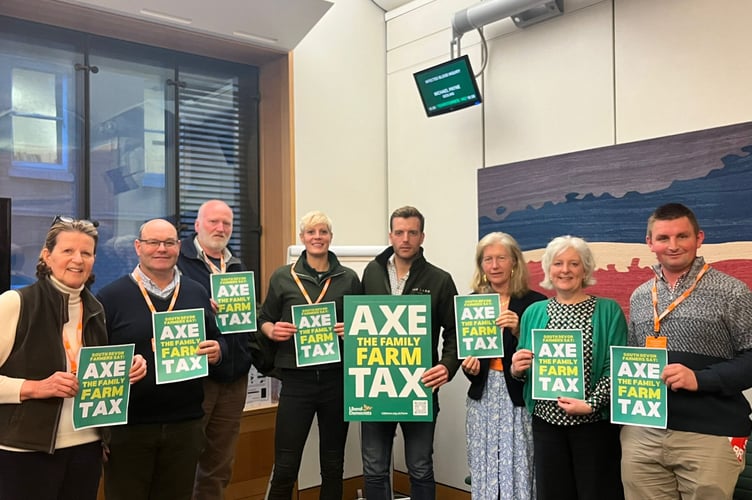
top-left (510, 235), bottom-right (627, 500)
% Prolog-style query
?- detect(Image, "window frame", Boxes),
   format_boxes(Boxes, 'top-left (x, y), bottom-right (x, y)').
top-left (5, 57), bottom-right (76, 181)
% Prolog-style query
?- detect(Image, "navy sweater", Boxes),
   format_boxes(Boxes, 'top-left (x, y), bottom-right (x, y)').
top-left (97, 275), bottom-right (225, 424)
top-left (178, 235), bottom-right (253, 382)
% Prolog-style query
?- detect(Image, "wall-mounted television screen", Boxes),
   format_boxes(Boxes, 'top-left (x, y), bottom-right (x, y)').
top-left (413, 55), bottom-right (482, 117)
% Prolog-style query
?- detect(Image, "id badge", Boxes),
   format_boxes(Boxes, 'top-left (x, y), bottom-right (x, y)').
top-left (646, 336), bottom-right (667, 349)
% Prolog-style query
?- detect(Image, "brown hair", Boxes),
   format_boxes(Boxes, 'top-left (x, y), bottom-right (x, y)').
top-left (390, 206), bottom-right (425, 232)
top-left (36, 219), bottom-right (99, 286)
top-left (647, 203), bottom-right (701, 239)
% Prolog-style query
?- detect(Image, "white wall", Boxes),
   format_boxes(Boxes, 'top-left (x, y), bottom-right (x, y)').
top-left (292, 0), bottom-right (752, 492)
top-left (292, 0), bottom-right (388, 491)
top-left (614, 0), bottom-right (752, 142)
top-left (293, 0), bottom-right (389, 245)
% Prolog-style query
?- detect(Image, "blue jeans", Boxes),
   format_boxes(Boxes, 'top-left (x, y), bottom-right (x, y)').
top-left (361, 419), bottom-right (437, 500)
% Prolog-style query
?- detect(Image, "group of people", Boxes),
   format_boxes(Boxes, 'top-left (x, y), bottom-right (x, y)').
top-left (258, 201), bottom-right (752, 500)
top-left (462, 229), bottom-right (626, 500)
top-left (464, 202), bottom-right (752, 500)
top-left (0, 200), bottom-right (250, 500)
top-left (259, 206), bottom-right (458, 500)
top-left (1, 201), bottom-right (751, 500)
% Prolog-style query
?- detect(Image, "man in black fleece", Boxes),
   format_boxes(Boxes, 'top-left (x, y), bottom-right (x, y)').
top-left (359, 206), bottom-right (459, 500)
top-left (178, 199), bottom-right (252, 500)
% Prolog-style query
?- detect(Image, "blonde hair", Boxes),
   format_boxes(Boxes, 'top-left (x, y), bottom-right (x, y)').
top-left (471, 232), bottom-right (530, 297)
top-left (299, 210), bottom-right (333, 234)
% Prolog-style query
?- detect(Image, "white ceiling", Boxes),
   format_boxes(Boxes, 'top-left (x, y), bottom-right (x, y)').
top-left (371, 0), bottom-right (415, 11)
top-left (54, 0), bottom-right (334, 51)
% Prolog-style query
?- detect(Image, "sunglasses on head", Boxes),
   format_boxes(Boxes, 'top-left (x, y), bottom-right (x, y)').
top-left (52, 215), bottom-right (100, 228)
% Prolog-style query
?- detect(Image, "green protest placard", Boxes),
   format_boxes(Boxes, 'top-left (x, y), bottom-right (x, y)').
top-left (211, 271), bottom-right (257, 333)
top-left (292, 301), bottom-right (340, 367)
top-left (531, 329), bottom-right (584, 400)
top-left (611, 346), bottom-right (667, 428)
top-left (343, 295), bottom-right (433, 422)
top-left (454, 294), bottom-right (502, 359)
top-left (73, 344), bottom-right (134, 430)
top-left (153, 308), bottom-right (208, 384)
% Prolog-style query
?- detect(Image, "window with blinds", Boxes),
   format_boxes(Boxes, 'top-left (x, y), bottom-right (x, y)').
top-left (0, 16), bottom-right (261, 291)
top-left (177, 69), bottom-right (259, 276)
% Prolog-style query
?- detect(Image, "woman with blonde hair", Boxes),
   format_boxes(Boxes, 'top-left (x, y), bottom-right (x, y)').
top-left (258, 211), bottom-right (361, 500)
top-left (462, 232), bottom-right (546, 499)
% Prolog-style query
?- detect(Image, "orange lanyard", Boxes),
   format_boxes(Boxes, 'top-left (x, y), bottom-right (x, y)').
top-left (652, 263), bottom-right (709, 334)
top-left (291, 266), bottom-right (331, 305)
top-left (134, 273), bottom-right (181, 313)
top-left (62, 306), bottom-right (83, 374)
top-left (203, 252), bottom-right (225, 274)
top-left (489, 296), bottom-right (511, 370)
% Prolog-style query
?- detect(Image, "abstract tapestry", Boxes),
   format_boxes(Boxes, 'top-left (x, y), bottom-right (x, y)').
top-left (478, 121), bottom-right (752, 317)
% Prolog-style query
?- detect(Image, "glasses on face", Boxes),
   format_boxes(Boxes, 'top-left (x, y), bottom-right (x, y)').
top-left (52, 215), bottom-right (100, 228)
top-left (138, 239), bottom-right (180, 249)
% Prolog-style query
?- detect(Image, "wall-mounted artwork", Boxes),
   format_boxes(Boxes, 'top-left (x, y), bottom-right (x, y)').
top-left (478, 121), bottom-right (752, 317)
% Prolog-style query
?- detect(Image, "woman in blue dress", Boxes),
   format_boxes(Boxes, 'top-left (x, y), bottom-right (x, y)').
top-left (462, 232), bottom-right (546, 499)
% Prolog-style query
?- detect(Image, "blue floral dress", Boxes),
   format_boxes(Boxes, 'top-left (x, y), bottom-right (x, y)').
top-left (466, 370), bottom-right (535, 499)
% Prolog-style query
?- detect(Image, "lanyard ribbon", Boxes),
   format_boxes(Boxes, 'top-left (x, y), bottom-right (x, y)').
top-left (291, 266), bottom-right (331, 304)
top-left (652, 263), bottom-right (709, 334)
top-left (134, 273), bottom-right (181, 313)
top-left (203, 252), bottom-right (226, 274)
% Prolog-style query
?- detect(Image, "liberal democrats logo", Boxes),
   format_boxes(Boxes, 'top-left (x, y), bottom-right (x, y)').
top-left (348, 404), bottom-right (373, 416)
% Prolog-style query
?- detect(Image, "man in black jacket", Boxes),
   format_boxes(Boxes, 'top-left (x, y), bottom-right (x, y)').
top-left (178, 200), bottom-right (253, 500)
top-left (360, 206), bottom-right (459, 500)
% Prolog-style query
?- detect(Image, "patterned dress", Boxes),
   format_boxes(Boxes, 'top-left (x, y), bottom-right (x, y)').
top-left (466, 371), bottom-right (535, 499)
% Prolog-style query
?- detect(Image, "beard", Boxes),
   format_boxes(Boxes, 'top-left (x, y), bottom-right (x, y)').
top-left (203, 235), bottom-right (230, 254)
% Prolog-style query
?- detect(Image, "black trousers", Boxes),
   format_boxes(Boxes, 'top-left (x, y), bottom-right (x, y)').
top-left (104, 419), bottom-right (204, 500)
top-left (268, 367), bottom-right (349, 500)
top-left (532, 416), bottom-right (624, 500)
top-left (0, 440), bottom-right (102, 500)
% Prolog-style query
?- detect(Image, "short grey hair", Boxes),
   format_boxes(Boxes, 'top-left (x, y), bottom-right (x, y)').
top-left (539, 235), bottom-right (596, 290)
